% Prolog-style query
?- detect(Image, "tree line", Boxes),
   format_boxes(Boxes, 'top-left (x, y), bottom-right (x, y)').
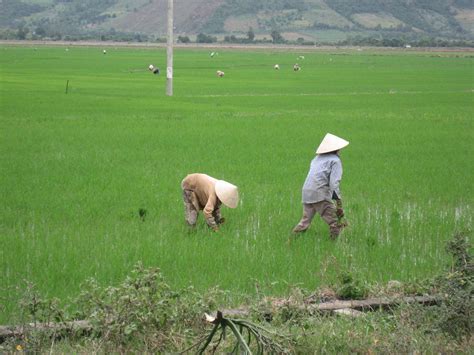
top-left (3, 24), bottom-right (471, 48)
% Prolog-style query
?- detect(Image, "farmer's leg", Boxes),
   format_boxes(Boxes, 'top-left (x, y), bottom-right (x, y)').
top-left (182, 189), bottom-right (198, 226)
top-left (317, 201), bottom-right (343, 239)
top-left (293, 203), bottom-right (317, 233)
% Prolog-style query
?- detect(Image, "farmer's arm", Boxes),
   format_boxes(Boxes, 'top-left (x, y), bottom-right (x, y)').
top-left (330, 159), bottom-right (345, 218)
top-left (203, 194), bottom-right (219, 230)
top-left (213, 205), bottom-right (224, 224)
top-left (329, 159), bottom-right (343, 200)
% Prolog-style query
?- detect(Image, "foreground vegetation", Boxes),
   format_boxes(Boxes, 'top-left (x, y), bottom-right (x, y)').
top-left (0, 233), bottom-right (472, 353)
top-left (1, 44), bottom-right (472, 346)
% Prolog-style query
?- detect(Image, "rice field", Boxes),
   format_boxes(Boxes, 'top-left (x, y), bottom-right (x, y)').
top-left (0, 44), bottom-right (472, 324)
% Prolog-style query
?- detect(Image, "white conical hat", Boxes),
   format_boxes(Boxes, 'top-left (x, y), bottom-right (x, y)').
top-left (215, 180), bottom-right (239, 208)
top-left (316, 133), bottom-right (349, 154)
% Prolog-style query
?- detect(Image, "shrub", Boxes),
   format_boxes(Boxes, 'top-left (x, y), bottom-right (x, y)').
top-left (336, 271), bottom-right (369, 300)
top-left (9, 263), bottom-right (227, 353)
top-left (73, 262), bottom-right (224, 351)
top-left (196, 33), bottom-right (217, 43)
top-left (435, 232), bottom-right (473, 338)
top-left (177, 35), bottom-right (190, 43)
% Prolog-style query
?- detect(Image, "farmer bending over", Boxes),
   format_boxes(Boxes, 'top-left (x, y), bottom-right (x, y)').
top-left (181, 173), bottom-right (239, 231)
top-left (293, 133), bottom-right (349, 239)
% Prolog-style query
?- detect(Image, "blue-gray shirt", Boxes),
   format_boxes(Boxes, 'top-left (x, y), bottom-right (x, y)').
top-left (301, 153), bottom-right (343, 203)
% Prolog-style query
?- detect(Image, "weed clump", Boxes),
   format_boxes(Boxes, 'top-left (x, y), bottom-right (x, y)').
top-left (138, 208), bottom-right (147, 221)
top-left (337, 271), bottom-right (369, 300)
top-left (73, 262), bottom-right (223, 352)
top-left (6, 282), bottom-right (69, 352)
top-left (435, 232), bottom-right (473, 338)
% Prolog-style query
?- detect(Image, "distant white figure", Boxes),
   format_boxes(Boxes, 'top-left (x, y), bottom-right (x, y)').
top-left (293, 63), bottom-right (301, 71)
top-left (103, 49), bottom-right (107, 54)
top-left (216, 70), bottom-right (225, 77)
top-left (210, 52), bottom-right (215, 57)
top-left (274, 64), bottom-right (280, 70)
top-left (148, 64), bottom-right (160, 75)
top-left (298, 55), bottom-right (305, 60)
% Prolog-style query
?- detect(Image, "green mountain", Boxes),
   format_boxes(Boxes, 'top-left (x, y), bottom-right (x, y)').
top-left (1, 0), bottom-right (473, 43)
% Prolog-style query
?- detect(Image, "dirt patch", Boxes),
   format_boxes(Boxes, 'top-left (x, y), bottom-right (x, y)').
top-left (352, 12), bottom-right (405, 29)
top-left (224, 14), bottom-right (259, 33)
top-left (455, 9), bottom-right (474, 32)
top-left (107, 0), bottom-right (225, 34)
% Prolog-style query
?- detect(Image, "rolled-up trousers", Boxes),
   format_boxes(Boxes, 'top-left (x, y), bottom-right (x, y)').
top-left (182, 189), bottom-right (199, 226)
top-left (294, 200), bottom-right (341, 236)
top-left (182, 189), bottom-right (222, 228)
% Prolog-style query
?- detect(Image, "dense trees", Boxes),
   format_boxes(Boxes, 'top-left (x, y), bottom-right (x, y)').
top-left (270, 29), bottom-right (285, 43)
top-left (0, 0), bottom-right (45, 27)
top-left (247, 27), bottom-right (255, 41)
top-left (178, 35), bottom-right (191, 43)
top-left (196, 33), bottom-right (217, 43)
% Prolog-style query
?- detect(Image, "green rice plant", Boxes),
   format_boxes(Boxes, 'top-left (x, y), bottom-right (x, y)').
top-left (0, 45), bottom-right (472, 325)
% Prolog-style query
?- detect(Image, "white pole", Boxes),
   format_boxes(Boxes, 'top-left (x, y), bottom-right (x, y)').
top-left (166, 0), bottom-right (173, 96)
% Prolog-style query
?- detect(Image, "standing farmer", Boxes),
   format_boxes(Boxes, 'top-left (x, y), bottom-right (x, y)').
top-left (181, 173), bottom-right (239, 231)
top-left (292, 133), bottom-right (349, 239)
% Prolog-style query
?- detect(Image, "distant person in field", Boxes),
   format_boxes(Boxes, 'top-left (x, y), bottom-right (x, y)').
top-left (292, 133), bottom-right (349, 239)
top-left (148, 64), bottom-right (160, 74)
top-left (181, 173), bottom-right (239, 231)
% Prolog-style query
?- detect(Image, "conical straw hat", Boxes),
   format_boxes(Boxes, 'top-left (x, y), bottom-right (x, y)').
top-left (215, 180), bottom-right (239, 208)
top-left (316, 133), bottom-right (349, 154)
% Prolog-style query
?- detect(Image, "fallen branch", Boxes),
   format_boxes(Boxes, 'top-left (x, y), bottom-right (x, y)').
top-left (311, 295), bottom-right (439, 312)
top-left (0, 320), bottom-right (92, 341)
top-left (222, 295), bottom-right (440, 318)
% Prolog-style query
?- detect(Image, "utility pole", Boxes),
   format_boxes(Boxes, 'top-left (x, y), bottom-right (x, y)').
top-left (166, 0), bottom-right (173, 96)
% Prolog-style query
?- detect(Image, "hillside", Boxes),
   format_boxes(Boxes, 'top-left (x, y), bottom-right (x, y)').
top-left (1, 0), bottom-right (473, 43)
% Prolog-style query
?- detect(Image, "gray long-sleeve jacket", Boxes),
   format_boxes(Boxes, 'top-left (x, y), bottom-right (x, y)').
top-left (301, 153), bottom-right (343, 204)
